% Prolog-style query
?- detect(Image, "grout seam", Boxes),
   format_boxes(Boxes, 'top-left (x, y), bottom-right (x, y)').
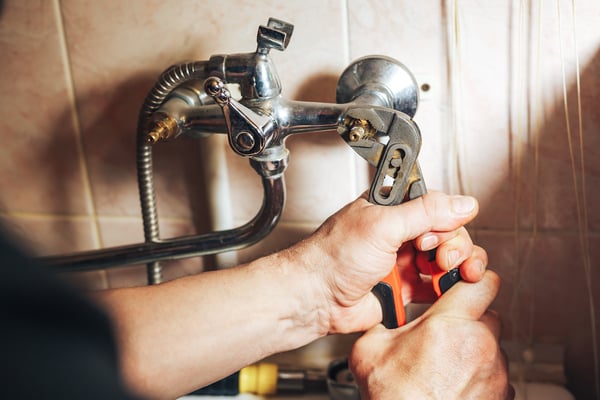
top-left (341, 0), bottom-right (364, 197)
top-left (4, 211), bottom-right (600, 237)
top-left (0, 211), bottom-right (195, 224)
top-left (51, 0), bottom-right (107, 288)
top-left (52, 0), bottom-right (103, 248)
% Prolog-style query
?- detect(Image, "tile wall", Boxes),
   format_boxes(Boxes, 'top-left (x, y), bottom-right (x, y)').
top-left (1, 0), bottom-right (599, 398)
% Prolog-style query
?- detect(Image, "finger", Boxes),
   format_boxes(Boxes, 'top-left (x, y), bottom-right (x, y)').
top-left (415, 244), bottom-right (487, 282)
top-left (479, 309), bottom-right (502, 340)
top-left (425, 270), bottom-right (501, 320)
top-left (415, 229), bottom-right (462, 252)
top-left (435, 227), bottom-right (473, 270)
top-left (380, 191), bottom-right (479, 248)
top-left (459, 245), bottom-right (488, 282)
top-left (414, 227), bottom-right (473, 275)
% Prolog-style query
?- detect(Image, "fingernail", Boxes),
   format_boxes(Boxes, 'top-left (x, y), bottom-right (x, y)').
top-left (474, 259), bottom-right (485, 275)
top-left (421, 234), bottom-right (439, 250)
top-left (451, 196), bottom-right (476, 215)
top-left (447, 250), bottom-right (460, 268)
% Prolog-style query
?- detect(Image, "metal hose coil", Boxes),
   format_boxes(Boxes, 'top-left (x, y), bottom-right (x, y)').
top-left (135, 61), bottom-right (207, 283)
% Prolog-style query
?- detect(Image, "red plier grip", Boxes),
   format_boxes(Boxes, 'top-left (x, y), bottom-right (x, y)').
top-left (370, 174), bottom-right (461, 328)
top-left (374, 257), bottom-right (461, 329)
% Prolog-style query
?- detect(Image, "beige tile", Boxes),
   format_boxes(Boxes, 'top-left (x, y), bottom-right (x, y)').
top-left (282, 132), bottom-right (361, 223)
top-left (60, 0), bottom-right (348, 222)
top-left (345, 1), bottom-right (600, 236)
top-left (226, 131), bottom-right (363, 225)
top-left (99, 216), bottom-right (206, 287)
top-left (0, 214), bottom-right (96, 256)
top-left (345, 1), bottom-right (452, 206)
top-left (475, 228), bottom-right (600, 393)
top-left (267, 1), bottom-right (348, 99)
top-left (207, 2), bottom-right (355, 225)
top-left (99, 214), bottom-right (206, 247)
top-left (104, 257), bottom-right (205, 289)
top-left (0, 1), bottom-right (88, 215)
top-left (347, 1), bottom-right (445, 67)
top-left (60, 270), bottom-right (109, 291)
top-left (223, 150), bottom-right (265, 224)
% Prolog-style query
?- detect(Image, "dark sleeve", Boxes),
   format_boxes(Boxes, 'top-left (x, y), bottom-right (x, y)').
top-left (0, 230), bottom-right (141, 400)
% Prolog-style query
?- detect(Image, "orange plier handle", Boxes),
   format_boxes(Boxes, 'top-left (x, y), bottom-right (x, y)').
top-left (370, 161), bottom-right (461, 328)
top-left (374, 255), bottom-right (461, 328)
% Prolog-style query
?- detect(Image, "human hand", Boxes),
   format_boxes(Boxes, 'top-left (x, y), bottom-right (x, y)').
top-left (349, 271), bottom-right (513, 400)
top-left (300, 191), bottom-right (487, 334)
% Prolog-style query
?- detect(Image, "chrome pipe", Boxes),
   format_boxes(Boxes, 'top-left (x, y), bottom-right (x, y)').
top-left (39, 19), bottom-right (420, 277)
top-left (177, 96), bottom-right (387, 140)
top-left (42, 172), bottom-right (285, 272)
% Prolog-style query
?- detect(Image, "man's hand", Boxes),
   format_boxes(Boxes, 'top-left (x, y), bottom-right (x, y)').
top-left (349, 271), bottom-right (513, 400)
top-left (297, 191), bottom-right (487, 334)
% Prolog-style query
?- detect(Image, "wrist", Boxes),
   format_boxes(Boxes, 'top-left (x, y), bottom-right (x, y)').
top-left (275, 239), bottom-right (334, 339)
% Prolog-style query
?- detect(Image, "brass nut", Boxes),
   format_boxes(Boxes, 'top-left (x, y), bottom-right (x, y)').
top-left (349, 126), bottom-right (365, 142)
top-left (344, 117), bottom-right (375, 142)
top-left (145, 114), bottom-right (179, 144)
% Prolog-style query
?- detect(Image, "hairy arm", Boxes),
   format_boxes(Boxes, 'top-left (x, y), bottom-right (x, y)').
top-left (93, 192), bottom-right (485, 399)
top-left (94, 244), bottom-right (329, 399)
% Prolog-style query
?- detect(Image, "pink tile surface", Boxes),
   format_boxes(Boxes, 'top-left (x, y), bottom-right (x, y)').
top-left (475, 229), bottom-right (599, 398)
top-left (99, 216), bottom-right (206, 287)
top-left (60, 1), bottom-right (348, 222)
top-left (0, 215), bottom-right (96, 256)
top-left (61, 270), bottom-right (109, 291)
top-left (346, 0), bottom-right (449, 196)
top-left (282, 132), bottom-right (361, 222)
top-left (1, 0), bottom-right (600, 396)
top-left (104, 257), bottom-right (205, 289)
top-left (227, 134), bottom-right (362, 226)
top-left (0, 1), bottom-right (89, 214)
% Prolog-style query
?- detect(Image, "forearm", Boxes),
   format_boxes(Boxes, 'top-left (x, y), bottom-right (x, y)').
top-left (93, 244), bottom-right (329, 399)
top-left (91, 192), bottom-right (485, 399)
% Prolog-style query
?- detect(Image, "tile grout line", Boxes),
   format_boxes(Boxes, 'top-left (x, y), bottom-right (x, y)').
top-left (0, 210), bottom-right (195, 225)
top-left (52, 0), bottom-right (108, 287)
top-left (341, 0), bottom-right (362, 197)
top-left (6, 209), bottom-right (600, 238)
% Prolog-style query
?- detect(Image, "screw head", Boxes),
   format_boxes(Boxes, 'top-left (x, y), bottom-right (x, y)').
top-left (235, 131), bottom-right (256, 151)
top-left (349, 126), bottom-right (365, 142)
top-left (204, 77), bottom-right (223, 96)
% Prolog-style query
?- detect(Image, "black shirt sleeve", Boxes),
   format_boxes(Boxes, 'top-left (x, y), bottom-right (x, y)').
top-left (0, 230), bottom-right (141, 400)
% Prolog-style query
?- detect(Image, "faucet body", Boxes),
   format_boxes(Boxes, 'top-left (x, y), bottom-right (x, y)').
top-left (42, 18), bottom-right (421, 285)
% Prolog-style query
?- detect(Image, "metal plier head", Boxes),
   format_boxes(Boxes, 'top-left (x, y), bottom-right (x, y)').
top-left (338, 106), bottom-right (426, 205)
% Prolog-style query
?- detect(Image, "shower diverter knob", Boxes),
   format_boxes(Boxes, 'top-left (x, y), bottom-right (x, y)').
top-left (257, 18), bottom-right (294, 53)
top-left (204, 77), bottom-right (275, 157)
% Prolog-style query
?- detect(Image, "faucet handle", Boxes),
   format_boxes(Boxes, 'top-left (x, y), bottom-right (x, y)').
top-left (257, 18), bottom-right (294, 54)
top-left (204, 77), bottom-right (275, 156)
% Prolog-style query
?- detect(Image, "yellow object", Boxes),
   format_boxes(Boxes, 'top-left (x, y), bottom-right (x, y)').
top-left (239, 362), bottom-right (278, 395)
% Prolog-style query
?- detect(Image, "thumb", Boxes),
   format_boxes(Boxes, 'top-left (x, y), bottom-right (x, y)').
top-left (424, 270), bottom-right (501, 320)
top-left (383, 191), bottom-right (479, 247)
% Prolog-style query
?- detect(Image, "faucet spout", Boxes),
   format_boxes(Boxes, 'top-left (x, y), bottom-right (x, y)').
top-left (38, 18), bottom-right (422, 285)
top-left (43, 168), bottom-right (286, 271)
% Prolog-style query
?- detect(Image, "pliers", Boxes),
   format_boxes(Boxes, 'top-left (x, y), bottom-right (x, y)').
top-left (339, 106), bottom-right (461, 328)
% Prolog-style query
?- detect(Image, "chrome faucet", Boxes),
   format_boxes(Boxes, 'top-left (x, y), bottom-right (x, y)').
top-left (43, 18), bottom-right (423, 285)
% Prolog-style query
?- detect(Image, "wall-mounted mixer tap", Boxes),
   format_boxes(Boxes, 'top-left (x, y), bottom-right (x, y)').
top-left (42, 18), bottom-right (425, 288)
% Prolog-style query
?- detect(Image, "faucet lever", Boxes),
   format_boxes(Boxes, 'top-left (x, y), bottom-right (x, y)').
top-left (257, 18), bottom-right (294, 54)
top-left (204, 77), bottom-right (275, 156)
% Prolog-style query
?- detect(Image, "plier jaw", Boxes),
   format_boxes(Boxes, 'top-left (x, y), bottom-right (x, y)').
top-left (339, 105), bottom-right (461, 329)
top-left (338, 106), bottom-right (426, 206)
